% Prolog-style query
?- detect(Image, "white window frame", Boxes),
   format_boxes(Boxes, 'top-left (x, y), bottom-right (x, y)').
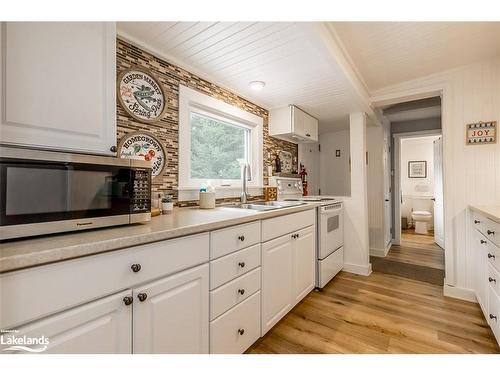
top-left (178, 85), bottom-right (263, 200)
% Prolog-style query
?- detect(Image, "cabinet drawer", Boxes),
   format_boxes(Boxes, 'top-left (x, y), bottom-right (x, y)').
top-left (488, 263), bottom-right (500, 297)
top-left (210, 267), bottom-right (261, 320)
top-left (0, 233), bottom-right (209, 330)
top-left (483, 236), bottom-right (500, 272)
top-left (484, 218), bottom-right (500, 248)
top-left (261, 209), bottom-right (315, 242)
top-left (472, 211), bottom-right (487, 234)
top-left (210, 291), bottom-right (261, 354)
top-left (210, 221), bottom-right (261, 259)
top-left (488, 287), bottom-right (500, 343)
top-left (210, 244), bottom-right (261, 290)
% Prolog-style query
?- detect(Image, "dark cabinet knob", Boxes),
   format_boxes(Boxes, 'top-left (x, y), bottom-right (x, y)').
top-left (487, 230), bottom-right (495, 235)
top-left (131, 264), bottom-right (142, 273)
top-left (238, 328), bottom-right (245, 335)
top-left (123, 296), bottom-right (133, 306)
top-left (238, 288), bottom-right (245, 295)
top-left (110, 145), bottom-right (117, 153)
top-left (480, 240), bottom-right (487, 244)
top-left (489, 277), bottom-right (497, 283)
top-left (490, 314), bottom-right (497, 321)
top-left (474, 220), bottom-right (481, 224)
top-left (137, 292), bottom-right (148, 302)
top-left (238, 235), bottom-right (245, 242)
top-left (385, 199), bottom-right (390, 202)
top-left (488, 253), bottom-right (496, 259)
top-left (306, 133), bottom-right (311, 137)
top-left (238, 262), bottom-right (245, 268)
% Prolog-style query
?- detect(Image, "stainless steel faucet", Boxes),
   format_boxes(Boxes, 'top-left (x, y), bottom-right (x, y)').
top-left (240, 163), bottom-right (251, 203)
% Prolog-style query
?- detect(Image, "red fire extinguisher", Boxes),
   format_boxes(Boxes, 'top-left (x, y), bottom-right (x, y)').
top-left (299, 163), bottom-right (308, 196)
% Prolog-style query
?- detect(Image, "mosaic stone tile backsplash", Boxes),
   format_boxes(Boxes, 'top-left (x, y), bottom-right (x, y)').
top-left (116, 38), bottom-right (298, 203)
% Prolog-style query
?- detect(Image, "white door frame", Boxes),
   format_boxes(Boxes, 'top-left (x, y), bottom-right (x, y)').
top-left (393, 129), bottom-right (442, 246)
top-left (371, 83), bottom-right (455, 286)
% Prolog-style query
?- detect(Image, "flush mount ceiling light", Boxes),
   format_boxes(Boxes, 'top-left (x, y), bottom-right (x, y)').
top-left (249, 81), bottom-right (265, 91)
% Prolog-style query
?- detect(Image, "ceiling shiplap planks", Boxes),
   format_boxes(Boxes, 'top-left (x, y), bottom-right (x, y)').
top-left (117, 21), bottom-right (363, 131)
top-left (331, 22), bottom-right (500, 92)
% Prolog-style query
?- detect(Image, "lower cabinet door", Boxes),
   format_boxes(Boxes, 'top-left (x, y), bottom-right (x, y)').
top-left (1, 290), bottom-right (132, 354)
top-left (133, 264), bottom-right (209, 354)
top-left (488, 287), bottom-right (500, 342)
top-left (210, 291), bottom-right (261, 354)
top-left (292, 225), bottom-right (315, 304)
top-left (261, 234), bottom-right (293, 335)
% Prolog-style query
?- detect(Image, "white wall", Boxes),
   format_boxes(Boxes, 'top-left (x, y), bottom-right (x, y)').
top-left (341, 113), bottom-right (371, 276)
top-left (371, 57), bottom-right (500, 295)
top-left (401, 136), bottom-right (438, 198)
top-left (298, 142), bottom-right (320, 196)
top-left (319, 129), bottom-right (351, 196)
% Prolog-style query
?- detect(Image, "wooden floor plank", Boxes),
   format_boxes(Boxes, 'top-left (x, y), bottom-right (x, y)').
top-left (247, 271), bottom-right (500, 354)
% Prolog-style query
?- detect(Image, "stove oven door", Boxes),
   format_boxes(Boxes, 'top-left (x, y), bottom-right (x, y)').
top-left (318, 204), bottom-right (343, 260)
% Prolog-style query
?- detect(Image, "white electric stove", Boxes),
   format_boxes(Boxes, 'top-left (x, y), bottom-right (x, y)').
top-left (269, 177), bottom-right (344, 288)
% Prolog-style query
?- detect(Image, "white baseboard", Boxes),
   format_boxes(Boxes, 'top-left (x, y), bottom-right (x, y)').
top-left (370, 241), bottom-right (392, 257)
top-left (443, 283), bottom-right (477, 302)
top-left (342, 262), bottom-right (372, 276)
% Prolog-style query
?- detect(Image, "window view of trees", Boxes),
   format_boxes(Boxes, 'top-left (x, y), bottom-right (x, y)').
top-left (190, 112), bottom-right (249, 180)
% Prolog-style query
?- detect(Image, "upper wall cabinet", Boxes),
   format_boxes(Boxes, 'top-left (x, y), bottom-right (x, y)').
top-left (269, 105), bottom-right (318, 144)
top-left (0, 22), bottom-right (116, 155)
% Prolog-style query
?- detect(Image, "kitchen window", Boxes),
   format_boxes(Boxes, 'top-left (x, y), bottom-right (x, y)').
top-left (178, 85), bottom-right (263, 200)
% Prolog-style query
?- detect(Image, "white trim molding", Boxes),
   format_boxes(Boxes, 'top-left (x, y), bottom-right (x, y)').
top-left (443, 283), bottom-right (477, 303)
top-left (178, 85), bottom-right (263, 201)
top-left (342, 262), bottom-right (372, 276)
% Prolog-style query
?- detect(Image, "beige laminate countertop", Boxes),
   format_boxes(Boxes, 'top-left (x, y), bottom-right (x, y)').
top-left (469, 205), bottom-right (500, 223)
top-left (0, 203), bottom-right (318, 274)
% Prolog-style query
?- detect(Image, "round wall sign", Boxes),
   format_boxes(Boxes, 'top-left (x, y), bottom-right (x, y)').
top-left (118, 131), bottom-right (167, 181)
top-left (118, 67), bottom-right (166, 123)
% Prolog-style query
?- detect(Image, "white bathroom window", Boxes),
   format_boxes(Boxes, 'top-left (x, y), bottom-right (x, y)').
top-left (178, 85), bottom-right (263, 199)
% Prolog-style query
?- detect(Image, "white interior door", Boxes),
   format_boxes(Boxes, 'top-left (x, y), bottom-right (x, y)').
top-left (433, 137), bottom-right (445, 248)
top-left (383, 130), bottom-right (392, 248)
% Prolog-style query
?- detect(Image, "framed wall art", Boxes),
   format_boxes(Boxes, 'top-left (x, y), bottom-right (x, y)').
top-left (408, 160), bottom-right (427, 178)
top-left (118, 66), bottom-right (167, 123)
top-left (466, 121), bottom-right (496, 145)
top-left (118, 131), bottom-right (167, 182)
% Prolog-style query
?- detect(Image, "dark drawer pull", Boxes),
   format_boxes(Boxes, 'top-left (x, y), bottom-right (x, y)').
top-left (488, 253), bottom-right (496, 259)
top-left (480, 240), bottom-right (487, 244)
top-left (489, 277), bottom-right (497, 283)
top-left (238, 288), bottom-right (245, 295)
top-left (474, 220), bottom-right (481, 224)
top-left (131, 264), bottom-right (142, 273)
top-left (238, 262), bottom-right (245, 268)
top-left (487, 230), bottom-right (495, 235)
top-left (238, 328), bottom-right (245, 335)
top-left (490, 314), bottom-right (497, 321)
top-left (137, 293), bottom-right (148, 302)
top-left (238, 235), bottom-right (245, 242)
top-left (123, 296), bottom-right (133, 306)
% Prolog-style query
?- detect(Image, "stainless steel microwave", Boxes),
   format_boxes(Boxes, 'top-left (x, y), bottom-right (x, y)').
top-left (0, 146), bottom-right (152, 240)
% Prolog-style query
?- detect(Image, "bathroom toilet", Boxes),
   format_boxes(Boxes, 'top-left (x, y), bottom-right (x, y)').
top-left (411, 210), bottom-right (432, 234)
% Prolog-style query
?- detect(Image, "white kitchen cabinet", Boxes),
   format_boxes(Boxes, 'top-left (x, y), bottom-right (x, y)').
top-left (269, 105), bottom-right (318, 143)
top-left (261, 234), bottom-right (294, 335)
top-left (292, 226), bottom-right (316, 305)
top-left (0, 22), bottom-right (116, 155)
top-left (261, 224), bottom-right (315, 335)
top-left (2, 290), bottom-right (132, 354)
top-left (133, 264), bottom-right (209, 354)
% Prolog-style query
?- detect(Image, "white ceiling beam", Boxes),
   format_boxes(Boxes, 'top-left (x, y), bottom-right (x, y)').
top-left (306, 22), bottom-right (382, 126)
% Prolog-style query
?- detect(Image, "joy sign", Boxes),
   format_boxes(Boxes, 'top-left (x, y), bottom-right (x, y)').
top-left (466, 121), bottom-right (496, 145)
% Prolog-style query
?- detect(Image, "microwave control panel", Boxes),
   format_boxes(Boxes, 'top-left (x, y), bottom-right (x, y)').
top-left (131, 168), bottom-right (151, 212)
